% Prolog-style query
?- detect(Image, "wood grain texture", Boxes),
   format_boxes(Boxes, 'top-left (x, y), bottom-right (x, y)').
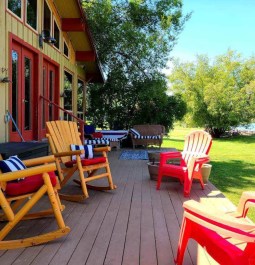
top-left (0, 149), bottom-right (236, 264)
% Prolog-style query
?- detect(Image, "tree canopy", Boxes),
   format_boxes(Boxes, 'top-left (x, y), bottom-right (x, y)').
top-left (169, 50), bottom-right (255, 137)
top-left (82, 0), bottom-right (189, 131)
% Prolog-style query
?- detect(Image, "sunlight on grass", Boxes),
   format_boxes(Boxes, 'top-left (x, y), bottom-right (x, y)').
top-left (163, 126), bottom-right (255, 219)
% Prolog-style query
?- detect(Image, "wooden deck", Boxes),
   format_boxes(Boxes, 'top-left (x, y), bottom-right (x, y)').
top-left (0, 149), bottom-right (237, 265)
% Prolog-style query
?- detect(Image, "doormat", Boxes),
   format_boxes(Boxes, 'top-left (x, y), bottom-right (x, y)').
top-left (119, 150), bottom-right (148, 160)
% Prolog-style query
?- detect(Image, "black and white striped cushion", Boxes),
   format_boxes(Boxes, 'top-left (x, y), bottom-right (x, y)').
top-left (133, 135), bottom-right (161, 139)
top-left (0, 155), bottom-right (26, 173)
top-left (84, 139), bottom-right (110, 145)
top-left (130, 128), bottom-right (141, 137)
top-left (70, 144), bottom-right (94, 160)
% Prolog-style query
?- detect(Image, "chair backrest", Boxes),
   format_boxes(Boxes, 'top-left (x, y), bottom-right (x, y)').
top-left (182, 130), bottom-right (212, 165)
top-left (46, 120), bottom-right (82, 164)
top-left (133, 124), bottom-right (165, 136)
top-left (183, 200), bottom-right (255, 243)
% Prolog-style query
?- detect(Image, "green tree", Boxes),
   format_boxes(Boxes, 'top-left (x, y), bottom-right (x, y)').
top-left (169, 50), bottom-right (255, 137)
top-left (82, 0), bottom-right (189, 130)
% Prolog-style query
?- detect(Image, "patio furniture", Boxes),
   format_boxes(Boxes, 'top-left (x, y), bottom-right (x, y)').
top-left (46, 120), bottom-right (117, 202)
top-left (157, 130), bottom-right (212, 196)
top-left (96, 130), bottom-right (128, 150)
top-left (175, 191), bottom-right (255, 265)
top-left (84, 124), bottom-right (110, 146)
top-left (0, 155), bottom-right (70, 249)
top-left (130, 124), bottom-right (165, 149)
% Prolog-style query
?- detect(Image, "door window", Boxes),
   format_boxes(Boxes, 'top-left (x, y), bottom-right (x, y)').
top-left (24, 57), bottom-right (32, 130)
top-left (10, 43), bottom-right (35, 141)
top-left (11, 50), bottom-right (19, 132)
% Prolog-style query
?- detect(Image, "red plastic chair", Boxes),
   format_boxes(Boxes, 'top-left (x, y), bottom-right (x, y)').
top-left (157, 130), bottom-right (212, 196)
top-left (175, 191), bottom-right (255, 265)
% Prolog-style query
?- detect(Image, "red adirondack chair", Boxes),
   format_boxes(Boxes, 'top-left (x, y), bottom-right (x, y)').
top-left (175, 191), bottom-right (255, 265)
top-left (157, 130), bottom-right (212, 196)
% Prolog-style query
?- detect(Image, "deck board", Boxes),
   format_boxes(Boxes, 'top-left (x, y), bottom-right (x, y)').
top-left (0, 149), bottom-right (237, 265)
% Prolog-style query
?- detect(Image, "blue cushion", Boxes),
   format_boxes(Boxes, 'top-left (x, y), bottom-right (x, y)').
top-left (0, 155), bottom-right (27, 173)
top-left (84, 125), bottom-right (96, 135)
top-left (70, 144), bottom-right (94, 160)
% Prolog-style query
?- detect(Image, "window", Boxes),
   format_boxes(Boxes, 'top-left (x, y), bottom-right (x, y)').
top-left (64, 71), bottom-right (73, 120)
top-left (64, 41), bottom-right (69, 58)
top-left (77, 79), bottom-right (85, 120)
top-left (8, 0), bottom-right (22, 18)
top-left (26, 0), bottom-right (37, 30)
top-left (43, 0), bottom-right (51, 31)
top-left (53, 20), bottom-right (60, 49)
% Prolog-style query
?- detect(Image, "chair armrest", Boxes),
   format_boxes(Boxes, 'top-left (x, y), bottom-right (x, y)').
top-left (53, 150), bottom-right (83, 158)
top-left (193, 155), bottom-right (210, 166)
top-left (94, 146), bottom-right (111, 153)
top-left (0, 163), bottom-right (57, 182)
top-left (23, 155), bottom-right (56, 167)
top-left (160, 151), bottom-right (182, 164)
top-left (183, 200), bottom-right (255, 242)
top-left (234, 191), bottom-right (255, 218)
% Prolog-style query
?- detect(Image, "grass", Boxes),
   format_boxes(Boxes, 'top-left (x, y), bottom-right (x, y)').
top-left (162, 127), bottom-right (255, 210)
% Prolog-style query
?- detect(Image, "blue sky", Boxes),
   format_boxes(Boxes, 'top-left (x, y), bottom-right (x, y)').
top-left (171, 0), bottom-right (255, 62)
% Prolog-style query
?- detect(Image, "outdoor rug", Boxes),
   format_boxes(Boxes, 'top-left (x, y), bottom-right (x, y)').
top-left (119, 150), bottom-right (148, 160)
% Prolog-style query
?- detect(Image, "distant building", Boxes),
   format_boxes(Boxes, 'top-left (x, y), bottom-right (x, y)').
top-left (0, 0), bottom-right (103, 142)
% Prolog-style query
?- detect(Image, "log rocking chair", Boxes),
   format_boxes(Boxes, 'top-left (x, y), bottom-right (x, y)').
top-left (46, 120), bottom-right (117, 202)
top-left (0, 155), bottom-right (70, 249)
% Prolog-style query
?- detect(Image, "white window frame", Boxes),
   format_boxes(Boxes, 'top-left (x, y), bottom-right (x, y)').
top-left (25, 0), bottom-right (38, 32)
top-left (6, 0), bottom-right (23, 21)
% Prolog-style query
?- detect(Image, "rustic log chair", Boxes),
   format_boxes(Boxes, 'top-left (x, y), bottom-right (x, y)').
top-left (0, 155), bottom-right (70, 249)
top-left (46, 120), bottom-right (117, 202)
top-left (175, 191), bottom-right (255, 265)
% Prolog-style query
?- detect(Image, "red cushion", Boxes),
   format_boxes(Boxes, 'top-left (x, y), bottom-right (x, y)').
top-left (92, 132), bottom-right (103, 138)
top-left (5, 171), bottom-right (57, 196)
top-left (65, 157), bottom-right (106, 168)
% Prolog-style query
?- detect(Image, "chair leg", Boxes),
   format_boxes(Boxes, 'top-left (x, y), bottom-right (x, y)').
top-left (175, 217), bottom-right (190, 265)
top-left (106, 163), bottom-right (114, 190)
top-left (43, 173), bottom-right (66, 229)
top-left (0, 185), bottom-right (47, 241)
top-left (156, 171), bottom-right (163, 190)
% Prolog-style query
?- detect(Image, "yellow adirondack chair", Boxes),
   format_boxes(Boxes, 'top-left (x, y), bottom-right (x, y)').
top-left (46, 120), bottom-right (117, 202)
top-left (0, 155), bottom-right (70, 249)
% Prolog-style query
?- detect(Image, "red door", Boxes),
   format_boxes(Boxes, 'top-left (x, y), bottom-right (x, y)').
top-left (10, 42), bottom-right (36, 141)
top-left (41, 59), bottom-right (59, 137)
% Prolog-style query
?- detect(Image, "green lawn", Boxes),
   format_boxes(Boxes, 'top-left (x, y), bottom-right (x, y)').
top-left (162, 127), bottom-right (255, 208)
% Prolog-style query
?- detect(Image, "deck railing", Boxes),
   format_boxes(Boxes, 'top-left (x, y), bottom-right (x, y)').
top-left (40, 95), bottom-right (85, 142)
